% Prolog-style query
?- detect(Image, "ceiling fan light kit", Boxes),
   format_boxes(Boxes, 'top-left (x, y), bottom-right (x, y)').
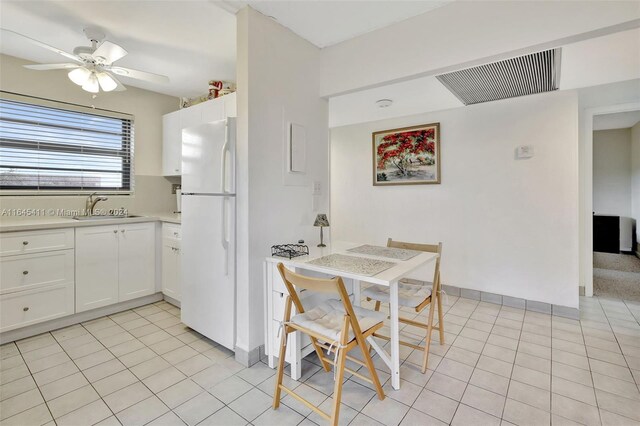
top-left (2, 28), bottom-right (170, 94)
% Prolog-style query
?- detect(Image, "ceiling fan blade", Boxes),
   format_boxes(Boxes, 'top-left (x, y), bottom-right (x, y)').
top-left (109, 66), bottom-right (169, 85)
top-left (93, 40), bottom-right (128, 64)
top-left (110, 73), bottom-right (127, 92)
top-left (24, 63), bottom-right (80, 71)
top-left (1, 29), bottom-right (81, 63)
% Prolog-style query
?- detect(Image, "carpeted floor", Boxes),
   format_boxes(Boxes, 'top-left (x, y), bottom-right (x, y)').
top-left (593, 251), bottom-right (640, 301)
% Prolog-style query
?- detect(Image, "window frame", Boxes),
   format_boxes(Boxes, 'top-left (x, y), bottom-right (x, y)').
top-left (0, 91), bottom-right (135, 196)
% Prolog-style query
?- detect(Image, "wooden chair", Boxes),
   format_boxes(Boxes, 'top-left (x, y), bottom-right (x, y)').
top-left (273, 263), bottom-right (385, 426)
top-left (363, 239), bottom-right (444, 373)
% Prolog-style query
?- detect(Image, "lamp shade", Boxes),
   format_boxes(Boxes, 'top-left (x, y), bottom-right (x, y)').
top-left (68, 67), bottom-right (91, 86)
top-left (313, 214), bottom-right (329, 227)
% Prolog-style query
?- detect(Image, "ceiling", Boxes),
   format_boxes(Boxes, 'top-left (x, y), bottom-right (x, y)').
top-left (0, 0), bottom-right (453, 98)
top-left (0, 1), bottom-right (237, 98)
top-left (593, 111), bottom-right (640, 131)
top-left (330, 28), bottom-right (640, 127)
top-left (225, 0), bottom-right (451, 48)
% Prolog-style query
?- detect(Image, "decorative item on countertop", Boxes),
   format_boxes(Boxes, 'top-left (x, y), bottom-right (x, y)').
top-left (271, 244), bottom-right (309, 259)
top-left (314, 214), bottom-right (330, 247)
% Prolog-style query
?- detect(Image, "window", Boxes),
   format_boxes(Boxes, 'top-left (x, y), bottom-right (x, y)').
top-left (0, 92), bottom-right (134, 193)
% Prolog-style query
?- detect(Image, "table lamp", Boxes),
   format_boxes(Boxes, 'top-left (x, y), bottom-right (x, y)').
top-left (313, 214), bottom-right (330, 247)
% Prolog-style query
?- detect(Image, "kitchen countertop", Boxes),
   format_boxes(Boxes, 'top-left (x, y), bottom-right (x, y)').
top-left (0, 212), bottom-right (181, 233)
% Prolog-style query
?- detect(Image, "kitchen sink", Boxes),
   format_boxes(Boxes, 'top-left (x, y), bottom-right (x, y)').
top-left (72, 215), bottom-right (141, 221)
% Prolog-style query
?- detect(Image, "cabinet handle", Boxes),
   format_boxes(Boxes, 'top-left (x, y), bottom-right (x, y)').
top-left (121, 229), bottom-right (125, 233)
top-left (174, 168), bottom-right (179, 172)
top-left (23, 307), bottom-right (29, 312)
top-left (22, 270), bottom-right (28, 275)
top-left (22, 241), bottom-right (28, 245)
top-left (113, 230), bottom-right (118, 234)
top-left (173, 232), bottom-right (178, 236)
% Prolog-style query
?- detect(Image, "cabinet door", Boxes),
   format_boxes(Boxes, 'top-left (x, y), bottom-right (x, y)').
top-left (180, 104), bottom-right (201, 129)
top-left (76, 226), bottom-right (119, 312)
top-left (161, 239), bottom-right (180, 301)
top-left (162, 111), bottom-right (182, 176)
top-left (201, 98), bottom-right (225, 123)
top-left (119, 222), bottom-right (156, 301)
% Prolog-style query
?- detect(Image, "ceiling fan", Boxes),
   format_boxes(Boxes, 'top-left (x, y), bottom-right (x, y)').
top-left (3, 27), bottom-right (170, 93)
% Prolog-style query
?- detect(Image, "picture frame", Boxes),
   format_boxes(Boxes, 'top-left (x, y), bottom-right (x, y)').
top-left (372, 123), bottom-right (441, 186)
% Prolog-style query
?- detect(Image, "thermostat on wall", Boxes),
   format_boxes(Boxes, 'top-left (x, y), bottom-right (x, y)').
top-left (516, 145), bottom-right (534, 159)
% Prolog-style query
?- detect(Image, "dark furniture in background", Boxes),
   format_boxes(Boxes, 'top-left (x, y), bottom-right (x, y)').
top-left (594, 214), bottom-right (619, 254)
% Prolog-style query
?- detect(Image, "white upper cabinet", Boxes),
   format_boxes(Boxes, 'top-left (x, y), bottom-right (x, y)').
top-left (162, 93), bottom-right (236, 176)
top-left (162, 112), bottom-right (182, 176)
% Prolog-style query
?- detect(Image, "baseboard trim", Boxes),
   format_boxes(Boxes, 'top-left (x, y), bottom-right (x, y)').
top-left (235, 344), bottom-right (263, 367)
top-left (163, 294), bottom-right (181, 308)
top-left (0, 293), bottom-right (163, 344)
top-left (437, 283), bottom-right (579, 320)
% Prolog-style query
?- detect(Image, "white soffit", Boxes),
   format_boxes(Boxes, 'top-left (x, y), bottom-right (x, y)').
top-left (593, 111), bottom-right (640, 131)
top-left (329, 75), bottom-right (462, 128)
top-left (560, 28), bottom-right (640, 90)
top-left (227, 0), bottom-right (452, 48)
top-left (0, 1), bottom-right (237, 98)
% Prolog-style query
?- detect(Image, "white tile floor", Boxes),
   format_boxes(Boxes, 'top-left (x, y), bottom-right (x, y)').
top-left (1, 295), bottom-right (640, 426)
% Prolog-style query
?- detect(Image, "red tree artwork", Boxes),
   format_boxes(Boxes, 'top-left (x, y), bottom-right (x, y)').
top-left (376, 128), bottom-right (436, 177)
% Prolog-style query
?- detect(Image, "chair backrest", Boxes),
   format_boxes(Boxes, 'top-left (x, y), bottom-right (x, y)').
top-left (387, 238), bottom-right (442, 291)
top-left (276, 263), bottom-right (362, 332)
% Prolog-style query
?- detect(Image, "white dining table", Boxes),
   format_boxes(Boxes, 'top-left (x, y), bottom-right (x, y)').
top-left (265, 241), bottom-right (439, 390)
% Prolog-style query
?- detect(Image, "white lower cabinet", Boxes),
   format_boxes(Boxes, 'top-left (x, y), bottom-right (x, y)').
top-left (76, 225), bottom-right (120, 312)
top-left (161, 224), bottom-right (181, 302)
top-left (119, 223), bottom-right (156, 302)
top-left (76, 223), bottom-right (156, 313)
top-left (0, 229), bottom-right (76, 333)
top-left (0, 283), bottom-right (75, 332)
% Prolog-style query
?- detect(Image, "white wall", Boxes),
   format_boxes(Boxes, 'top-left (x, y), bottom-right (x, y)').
top-left (320, 1), bottom-right (640, 97)
top-left (236, 7), bottom-right (329, 354)
top-left (593, 129), bottom-right (632, 216)
top-left (632, 121), bottom-right (640, 244)
top-left (331, 90), bottom-right (579, 308)
top-left (0, 54), bottom-right (180, 214)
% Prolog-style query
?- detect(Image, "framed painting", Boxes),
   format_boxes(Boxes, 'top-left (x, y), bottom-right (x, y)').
top-left (372, 123), bottom-right (441, 186)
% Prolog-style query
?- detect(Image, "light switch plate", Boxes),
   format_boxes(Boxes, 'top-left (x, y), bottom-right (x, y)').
top-left (516, 145), bottom-right (534, 159)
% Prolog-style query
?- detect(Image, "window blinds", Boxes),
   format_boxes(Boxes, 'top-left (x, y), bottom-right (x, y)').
top-left (0, 93), bottom-right (134, 193)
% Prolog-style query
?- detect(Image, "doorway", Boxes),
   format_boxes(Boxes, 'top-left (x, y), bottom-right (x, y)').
top-left (583, 105), bottom-right (640, 300)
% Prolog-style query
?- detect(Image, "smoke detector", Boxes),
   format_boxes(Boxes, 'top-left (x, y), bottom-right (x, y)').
top-left (376, 99), bottom-right (393, 108)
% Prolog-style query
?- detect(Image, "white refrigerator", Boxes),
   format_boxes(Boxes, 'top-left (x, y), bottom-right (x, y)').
top-left (181, 118), bottom-right (236, 351)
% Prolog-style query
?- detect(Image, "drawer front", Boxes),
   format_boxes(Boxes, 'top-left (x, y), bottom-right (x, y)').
top-left (272, 291), bottom-right (287, 322)
top-left (0, 250), bottom-right (74, 294)
top-left (272, 267), bottom-right (287, 294)
top-left (162, 238), bottom-right (181, 249)
top-left (162, 224), bottom-right (181, 240)
top-left (0, 283), bottom-right (75, 332)
top-left (0, 228), bottom-right (74, 256)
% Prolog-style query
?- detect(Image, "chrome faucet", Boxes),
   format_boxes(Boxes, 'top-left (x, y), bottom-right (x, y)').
top-left (85, 192), bottom-right (108, 216)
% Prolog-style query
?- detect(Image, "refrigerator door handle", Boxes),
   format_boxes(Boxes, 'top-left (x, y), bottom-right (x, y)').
top-left (220, 123), bottom-right (229, 194)
top-left (221, 196), bottom-right (229, 276)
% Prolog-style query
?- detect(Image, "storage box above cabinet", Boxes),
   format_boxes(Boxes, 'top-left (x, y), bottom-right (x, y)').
top-left (162, 93), bottom-right (236, 177)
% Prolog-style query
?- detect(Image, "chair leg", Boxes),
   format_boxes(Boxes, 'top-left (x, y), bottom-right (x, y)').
top-left (273, 328), bottom-right (289, 409)
top-left (310, 337), bottom-right (331, 372)
top-left (330, 346), bottom-right (348, 426)
top-left (437, 291), bottom-right (445, 344)
top-left (421, 303), bottom-right (436, 373)
top-left (358, 337), bottom-right (385, 400)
